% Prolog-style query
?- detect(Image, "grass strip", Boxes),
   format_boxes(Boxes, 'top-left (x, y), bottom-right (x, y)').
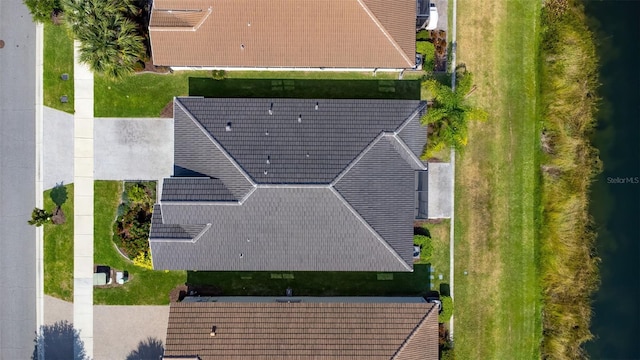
top-left (43, 184), bottom-right (74, 302)
top-left (43, 23), bottom-right (74, 113)
top-left (453, 0), bottom-right (542, 358)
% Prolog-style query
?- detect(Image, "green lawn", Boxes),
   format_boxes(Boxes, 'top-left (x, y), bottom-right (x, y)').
top-left (94, 70), bottom-right (424, 117)
top-left (93, 181), bottom-right (186, 305)
top-left (454, 0), bottom-right (542, 358)
top-left (43, 184), bottom-right (74, 302)
top-left (187, 264), bottom-right (430, 297)
top-left (415, 220), bottom-right (451, 295)
top-left (43, 23), bottom-right (74, 113)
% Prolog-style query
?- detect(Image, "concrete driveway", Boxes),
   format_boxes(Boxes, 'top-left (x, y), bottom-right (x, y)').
top-left (43, 113), bottom-right (174, 189)
top-left (94, 118), bottom-right (173, 181)
top-left (44, 295), bottom-right (170, 360)
top-left (44, 107), bottom-right (74, 189)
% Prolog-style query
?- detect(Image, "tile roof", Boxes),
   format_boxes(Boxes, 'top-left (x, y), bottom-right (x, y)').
top-left (175, 97), bottom-right (424, 184)
top-left (163, 300), bottom-right (439, 360)
top-left (152, 187), bottom-right (410, 271)
top-left (162, 177), bottom-right (236, 202)
top-left (150, 98), bottom-right (427, 272)
top-left (334, 137), bottom-right (417, 265)
top-left (149, 0), bottom-right (416, 68)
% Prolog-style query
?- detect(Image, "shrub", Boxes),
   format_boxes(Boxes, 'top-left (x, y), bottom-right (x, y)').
top-left (413, 234), bottom-right (434, 262)
top-left (441, 348), bottom-right (455, 360)
top-left (28, 207), bottom-right (52, 227)
top-left (416, 29), bottom-right (430, 41)
top-left (439, 296), bottom-right (453, 323)
top-left (133, 251), bottom-right (153, 270)
top-left (127, 183), bottom-right (152, 206)
top-left (24, 0), bottom-right (62, 23)
top-left (416, 41), bottom-right (436, 71)
top-left (211, 70), bottom-right (226, 80)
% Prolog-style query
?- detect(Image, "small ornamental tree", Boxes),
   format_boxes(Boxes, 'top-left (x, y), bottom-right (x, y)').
top-left (421, 67), bottom-right (488, 158)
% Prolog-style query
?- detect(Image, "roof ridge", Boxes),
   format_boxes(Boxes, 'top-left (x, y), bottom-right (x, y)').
top-left (175, 97), bottom-right (257, 188)
top-left (395, 101), bottom-right (427, 134)
top-left (328, 187), bottom-right (412, 272)
top-left (331, 131), bottom-right (386, 186)
top-left (387, 134), bottom-right (427, 170)
top-left (391, 304), bottom-right (438, 359)
top-left (149, 223), bottom-right (211, 243)
top-left (355, 0), bottom-right (414, 67)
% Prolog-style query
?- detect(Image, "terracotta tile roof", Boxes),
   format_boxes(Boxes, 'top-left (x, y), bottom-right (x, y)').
top-left (163, 300), bottom-right (439, 359)
top-left (149, 0), bottom-right (416, 68)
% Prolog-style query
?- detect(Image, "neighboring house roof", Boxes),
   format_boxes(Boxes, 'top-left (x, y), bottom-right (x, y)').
top-left (163, 299), bottom-right (439, 360)
top-left (149, 0), bottom-right (416, 68)
top-left (150, 97), bottom-right (427, 272)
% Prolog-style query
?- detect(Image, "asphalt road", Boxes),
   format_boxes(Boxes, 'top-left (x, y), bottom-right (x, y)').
top-left (0, 0), bottom-right (38, 358)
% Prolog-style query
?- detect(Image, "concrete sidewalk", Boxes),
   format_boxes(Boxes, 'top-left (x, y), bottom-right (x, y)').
top-left (73, 39), bottom-right (94, 358)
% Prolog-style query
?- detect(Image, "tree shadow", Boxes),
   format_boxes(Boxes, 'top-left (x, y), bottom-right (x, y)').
top-left (32, 321), bottom-right (88, 360)
top-left (125, 337), bottom-right (164, 360)
top-left (414, 226), bottom-right (431, 237)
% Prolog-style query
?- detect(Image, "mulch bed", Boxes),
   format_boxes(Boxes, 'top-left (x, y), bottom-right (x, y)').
top-left (160, 100), bottom-right (174, 118)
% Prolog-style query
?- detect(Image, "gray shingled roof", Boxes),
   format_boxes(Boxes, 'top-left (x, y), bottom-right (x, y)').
top-left (162, 177), bottom-right (236, 202)
top-left (176, 97), bottom-right (424, 184)
top-left (150, 205), bottom-right (208, 240)
top-left (334, 137), bottom-right (417, 264)
top-left (152, 187), bottom-right (410, 271)
top-left (150, 97), bottom-right (427, 272)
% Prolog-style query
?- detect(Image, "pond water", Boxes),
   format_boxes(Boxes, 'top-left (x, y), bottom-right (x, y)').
top-left (584, 1), bottom-right (640, 358)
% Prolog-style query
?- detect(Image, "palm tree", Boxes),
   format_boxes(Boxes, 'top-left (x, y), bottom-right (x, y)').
top-left (62, 0), bottom-right (144, 79)
top-left (421, 69), bottom-right (487, 158)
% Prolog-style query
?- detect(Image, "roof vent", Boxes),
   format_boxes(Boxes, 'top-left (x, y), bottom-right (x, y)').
top-left (298, 114), bottom-right (302, 123)
top-left (269, 103), bottom-right (273, 115)
top-left (240, 43), bottom-right (245, 50)
top-left (266, 156), bottom-right (271, 165)
top-left (306, 152), bottom-right (310, 158)
top-left (263, 170), bottom-right (268, 175)
top-left (239, 253), bottom-right (244, 258)
top-left (265, 130), bottom-right (269, 136)
top-left (315, 102), bottom-right (319, 110)
top-left (225, 122), bottom-right (232, 131)
top-left (210, 326), bottom-right (217, 337)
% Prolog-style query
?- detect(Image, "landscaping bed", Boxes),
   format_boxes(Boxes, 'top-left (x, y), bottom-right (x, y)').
top-left (94, 181), bottom-right (185, 305)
